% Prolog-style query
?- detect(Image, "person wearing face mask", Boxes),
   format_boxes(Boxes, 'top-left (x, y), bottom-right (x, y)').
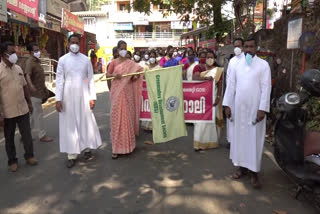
top-left (192, 50), bottom-right (224, 151)
top-left (182, 49), bottom-right (198, 80)
top-left (193, 52), bottom-right (207, 73)
top-left (141, 50), bottom-right (160, 132)
top-left (106, 40), bottom-right (143, 159)
top-left (133, 51), bottom-right (142, 64)
top-left (224, 38), bottom-right (244, 149)
top-left (223, 37), bottom-right (271, 188)
top-left (163, 46), bottom-right (179, 68)
top-left (55, 34), bottom-right (102, 168)
top-left (24, 42), bottom-right (53, 143)
top-left (159, 45), bottom-right (172, 67)
top-left (0, 41), bottom-right (38, 172)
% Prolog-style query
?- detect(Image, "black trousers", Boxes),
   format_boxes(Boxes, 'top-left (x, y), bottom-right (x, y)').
top-left (4, 113), bottom-right (34, 165)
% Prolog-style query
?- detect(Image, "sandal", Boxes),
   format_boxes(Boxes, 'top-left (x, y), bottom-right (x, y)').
top-left (232, 168), bottom-right (248, 179)
top-left (112, 154), bottom-right (119, 159)
top-left (251, 174), bottom-right (262, 189)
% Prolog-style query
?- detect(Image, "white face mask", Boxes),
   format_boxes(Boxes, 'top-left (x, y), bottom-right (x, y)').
top-left (33, 51), bottom-right (41, 59)
top-left (134, 55), bottom-right (141, 61)
top-left (7, 53), bottom-right (18, 64)
top-left (173, 51), bottom-right (178, 56)
top-left (144, 54), bottom-right (149, 60)
top-left (206, 58), bottom-right (215, 66)
top-left (70, 44), bottom-right (80, 54)
top-left (149, 58), bottom-right (156, 64)
top-left (119, 49), bottom-right (127, 58)
top-left (234, 47), bottom-right (242, 56)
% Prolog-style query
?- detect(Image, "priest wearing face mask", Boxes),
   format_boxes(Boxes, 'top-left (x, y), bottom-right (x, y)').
top-left (106, 40), bottom-right (143, 159)
top-left (224, 38), bottom-right (244, 148)
top-left (55, 34), bottom-right (102, 168)
top-left (24, 43), bottom-right (53, 143)
top-left (0, 41), bottom-right (38, 172)
top-left (223, 37), bottom-right (271, 188)
top-left (192, 50), bottom-right (224, 151)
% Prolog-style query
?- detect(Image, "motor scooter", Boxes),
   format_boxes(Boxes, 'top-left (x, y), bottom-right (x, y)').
top-left (273, 69), bottom-right (320, 210)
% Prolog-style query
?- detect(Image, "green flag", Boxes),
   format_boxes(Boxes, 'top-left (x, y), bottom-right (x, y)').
top-left (145, 65), bottom-right (187, 143)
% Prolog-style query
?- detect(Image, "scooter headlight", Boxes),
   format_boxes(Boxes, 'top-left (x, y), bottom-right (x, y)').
top-left (285, 93), bottom-right (300, 105)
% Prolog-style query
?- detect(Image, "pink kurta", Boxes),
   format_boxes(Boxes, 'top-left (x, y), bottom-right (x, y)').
top-left (108, 59), bottom-right (143, 154)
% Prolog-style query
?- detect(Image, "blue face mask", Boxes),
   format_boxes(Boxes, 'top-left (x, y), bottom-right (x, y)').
top-left (246, 53), bottom-right (253, 66)
top-left (188, 56), bottom-right (195, 62)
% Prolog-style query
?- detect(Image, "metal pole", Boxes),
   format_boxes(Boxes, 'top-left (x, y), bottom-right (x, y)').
top-left (263, 0), bottom-right (268, 29)
top-left (290, 50), bottom-right (294, 89)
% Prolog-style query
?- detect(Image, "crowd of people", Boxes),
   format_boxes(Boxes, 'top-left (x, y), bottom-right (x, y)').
top-left (0, 34), bottom-right (271, 189)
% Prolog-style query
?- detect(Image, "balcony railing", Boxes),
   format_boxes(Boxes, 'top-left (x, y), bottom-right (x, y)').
top-left (115, 32), bottom-right (183, 40)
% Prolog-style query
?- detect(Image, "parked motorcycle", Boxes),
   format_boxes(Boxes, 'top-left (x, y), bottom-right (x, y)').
top-left (273, 69), bottom-right (320, 210)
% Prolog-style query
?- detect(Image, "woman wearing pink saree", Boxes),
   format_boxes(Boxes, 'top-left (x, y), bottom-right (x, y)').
top-left (106, 41), bottom-right (143, 159)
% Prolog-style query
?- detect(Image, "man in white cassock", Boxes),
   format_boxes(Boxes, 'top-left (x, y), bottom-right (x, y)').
top-left (55, 34), bottom-right (102, 168)
top-left (225, 38), bottom-right (245, 147)
top-left (223, 37), bottom-right (271, 188)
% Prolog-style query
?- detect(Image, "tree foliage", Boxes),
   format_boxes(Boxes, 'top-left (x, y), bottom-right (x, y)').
top-left (131, 0), bottom-right (230, 35)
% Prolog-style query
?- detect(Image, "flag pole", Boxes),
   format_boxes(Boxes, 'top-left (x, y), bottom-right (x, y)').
top-left (104, 71), bottom-right (146, 81)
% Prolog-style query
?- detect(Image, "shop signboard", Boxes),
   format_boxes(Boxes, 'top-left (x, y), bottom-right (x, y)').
top-left (61, 8), bottom-right (84, 35)
top-left (7, 0), bottom-right (39, 21)
top-left (39, 19), bottom-right (61, 32)
top-left (10, 10), bottom-right (28, 23)
top-left (47, 0), bottom-right (69, 18)
top-left (114, 23), bottom-right (133, 31)
top-left (171, 21), bottom-right (192, 30)
top-left (0, 0), bottom-right (7, 22)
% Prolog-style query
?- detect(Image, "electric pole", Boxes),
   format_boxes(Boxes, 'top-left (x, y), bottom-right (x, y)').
top-left (263, 0), bottom-right (268, 29)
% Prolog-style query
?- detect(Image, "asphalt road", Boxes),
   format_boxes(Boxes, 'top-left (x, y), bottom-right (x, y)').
top-left (0, 79), bottom-right (317, 214)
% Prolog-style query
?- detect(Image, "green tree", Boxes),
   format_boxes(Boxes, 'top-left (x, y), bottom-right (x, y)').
top-left (131, 0), bottom-right (229, 35)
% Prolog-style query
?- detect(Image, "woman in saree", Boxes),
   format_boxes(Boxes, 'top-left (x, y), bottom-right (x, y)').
top-left (183, 49), bottom-right (199, 80)
top-left (141, 50), bottom-right (160, 131)
top-left (192, 50), bottom-right (224, 151)
top-left (106, 40), bottom-right (143, 159)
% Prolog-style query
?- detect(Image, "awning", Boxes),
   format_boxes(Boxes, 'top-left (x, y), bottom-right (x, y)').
top-left (114, 23), bottom-right (133, 31)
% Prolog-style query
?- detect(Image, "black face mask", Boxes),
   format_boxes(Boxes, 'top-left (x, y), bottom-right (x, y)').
top-left (168, 53), bottom-right (173, 58)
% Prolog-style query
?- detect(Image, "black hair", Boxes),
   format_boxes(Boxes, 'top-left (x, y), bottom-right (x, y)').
top-left (112, 46), bottom-right (118, 55)
top-left (149, 49), bottom-right (157, 57)
top-left (233, 38), bottom-right (244, 46)
top-left (117, 40), bottom-right (127, 48)
top-left (133, 51), bottom-right (141, 56)
top-left (126, 51), bottom-right (132, 57)
top-left (206, 50), bottom-right (217, 59)
top-left (0, 41), bottom-right (14, 56)
top-left (187, 48), bottom-right (195, 56)
top-left (199, 51), bottom-right (207, 58)
top-left (245, 35), bottom-right (257, 46)
top-left (68, 34), bottom-right (81, 42)
top-left (166, 45), bottom-right (173, 55)
top-left (27, 42), bottom-right (38, 53)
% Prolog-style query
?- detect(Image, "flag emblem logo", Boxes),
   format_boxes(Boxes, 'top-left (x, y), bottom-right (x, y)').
top-left (166, 96), bottom-right (180, 112)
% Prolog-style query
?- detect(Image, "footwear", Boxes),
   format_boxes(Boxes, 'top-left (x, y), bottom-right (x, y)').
top-left (232, 167), bottom-right (248, 179)
top-left (112, 154), bottom-right (119, 159)
top-left (9, 163), bottom-right (18, 172)
top-left (84, 151), bottom-right (93, 161)
top-left (40, 136), bottom-right (54, 143)
top-left (251, 174), bottom-right (262, 189)
top-left (66, 159), bottom-right (76, 168)
top-left (26, 157), bottom-right (38, 166)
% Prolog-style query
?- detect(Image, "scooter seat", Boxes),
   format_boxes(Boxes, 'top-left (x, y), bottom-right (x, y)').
top-left (286, 165), bottom-right (320, 182)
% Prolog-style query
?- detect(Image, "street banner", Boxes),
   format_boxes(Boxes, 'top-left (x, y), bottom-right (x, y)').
top-left (0, 0), bottom-right (7, 22)
top-left (144, 66), bottom-right (187, 143)
top-left (7, 0), bottom-right (39, 21)
top-left (61, 8), bottom-right (84, 35)
top-left (141, 80), bottom-right (214, 123)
